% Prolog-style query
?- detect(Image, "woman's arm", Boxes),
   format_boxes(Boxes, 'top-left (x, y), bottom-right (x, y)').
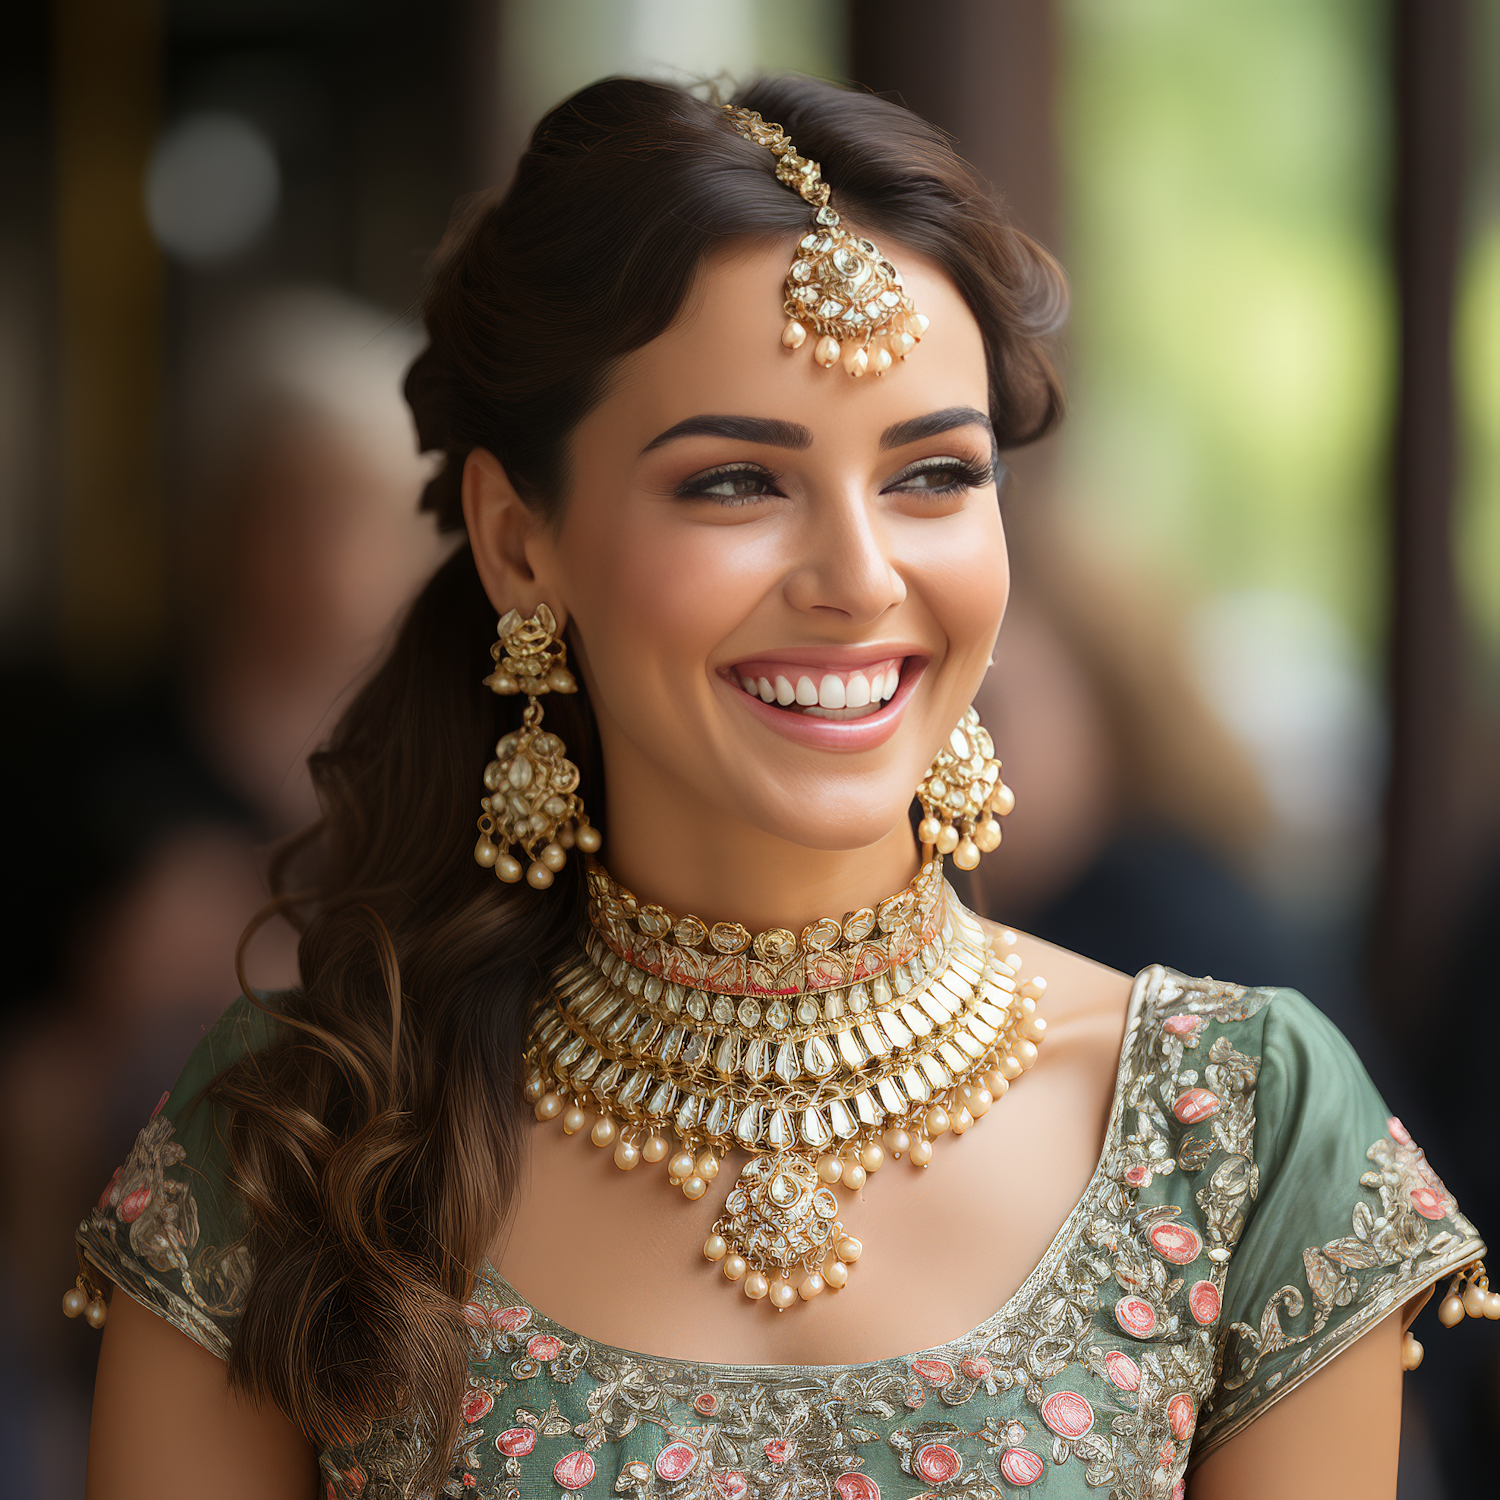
top-left (1189, 1310), bottom-right (1404, 1500)
top-left (87, 1289), bottom-right (320, 1500)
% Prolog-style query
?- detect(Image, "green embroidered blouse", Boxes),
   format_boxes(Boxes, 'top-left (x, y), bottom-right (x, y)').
top-left (77, 968), bottom-right (1483, 1500)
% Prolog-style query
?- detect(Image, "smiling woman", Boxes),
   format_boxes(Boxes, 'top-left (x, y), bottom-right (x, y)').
top-left (76, 75), bottom-right (1485, 1500)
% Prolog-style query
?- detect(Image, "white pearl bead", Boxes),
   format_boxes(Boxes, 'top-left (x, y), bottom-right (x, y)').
top-left (590, 1116), bottom-right (617, 1147)
top-left (871, 345), bottom-right (892, 374)
top-left (1000, 1054), bottom-right (1024, 1080)
top-left (562, 1106), bottom-right (588, 1135)
top-left (799, 1273), bottom-right (825, 1300)
top-left (983, 1071), bottom-right (1009, 1098)
top-left (62, 1287), bottom-right (87, 1319)
top-left (991, 782), bottom-right (1015, 817)
top-left (1463, 1282), bottom-right (1487, 1319)
top-left (822, 1258), bottom-right (848, 1289)
top-left (474, 835), bottom-right (499, 867)
top-left (925, 1105), bottom-right (951, 1137)
top-left (841, 1162), bottom-right (866, 1192)
top-left (540, 841), bottom-right (567, 873)
top-left (681, 1175), bottom-right (707, 1200)
top-left (882, 1127), bottom-right (910, 1158)
top-left (816, 1154), bottom-right (843, 1184)
top-left (642, 1135), bottom-right (669, 1163)
top-left (888, 331), bottom-right (915, 358)
top-left (84, 1299), bottom-right (107, 1329)
top-left (1015, 1040), bottom-right (1039, 1070)
top-left (613, 1139), bottom-right (641, 1170)
top-left (969, 1087), bottom-right (993, 1118)
top-left (950, 1105), bottom-right (974, 1135)
top-left (1439, 1293), bottom-right (1465, 1326)
top-left (935, 825), bottom-right (960, 855)
top-left (496, 854), bottom-right (524, 883)
top-left (703, 1235), bottom-right (728, 1262)
top-left (1485, 1291), bottom-right (1500, 1320)
top-left (909, 313), bottom-right (931, 338)
top-left (953, 838), bottom-right (980, 871)
top-left (534, 1092), bottom-right (563, 1121)
top-left (908, 1137), bottom-right (933, 1167)
top-left (770, 1280), bottom-right (798, 1309)
top-left (1402, 1333), bottom-right (1424, 1370)
top-left (696, 1152), bottom-right (720, 1182)
top-left (859, 1142), bottom-right (884, 1173)
top-left (526, 861), bottom-right (554, 889)
top-left (782, 319), bottom-right (808, 349)
top-left (917, 817), bottom-right (942, 845)
top-left (843, 345), bottom-right (869, 377)
top-left (815, 335), bottom-right (841, 368)
top-left (575, 824), bottom-right (602, 854)
top-left (1019, 976), bottom-right (1048, 1001)
top-left (1020, 1016), bottom-right (1047, 1043)
top-left (744, 1271), bottom-right (770, 1300)
top-left (835, 1235), bottom-right (862, 1264)
top-left (669, 1150), bottom-right (697, 1180)
top-left (723, 1254), bottom-right (747, 1281)
top-left (523, 1077), bottom-right (545, 1103)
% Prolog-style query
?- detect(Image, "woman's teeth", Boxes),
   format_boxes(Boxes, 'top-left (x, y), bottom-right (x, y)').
top-left (736, 664), bottom-right (901, 718)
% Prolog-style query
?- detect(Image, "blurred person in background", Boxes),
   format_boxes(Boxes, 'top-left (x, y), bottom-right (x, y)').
top-left (0, 287), bottom-right (446, 1500)
top-left (970, 510), bottom-right (1289, 987)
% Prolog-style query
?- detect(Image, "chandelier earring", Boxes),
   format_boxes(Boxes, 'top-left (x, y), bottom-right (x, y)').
top-left (472, 604), bottom-right (600, 890)
top-left (916, 706), bottom-right (1014, 871)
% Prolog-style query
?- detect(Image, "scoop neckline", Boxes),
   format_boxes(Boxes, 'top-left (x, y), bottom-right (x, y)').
top-left (477, 964), bottom-right (1160, 1377)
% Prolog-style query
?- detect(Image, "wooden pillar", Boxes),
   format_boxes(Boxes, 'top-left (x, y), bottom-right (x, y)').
top-left (53, 0), bottom-right (164, 674)
top-left (848, 0), bottom-right (1060, 252)
top-left (1376, 0), bottom-right (1468, 1021)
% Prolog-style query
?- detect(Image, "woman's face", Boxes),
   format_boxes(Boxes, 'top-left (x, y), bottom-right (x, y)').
top-left (526, 239), bottom-right (1007, 859)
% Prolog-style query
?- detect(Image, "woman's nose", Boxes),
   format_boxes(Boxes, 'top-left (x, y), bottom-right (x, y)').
top-left (781, 490), bottom-right (907, 624)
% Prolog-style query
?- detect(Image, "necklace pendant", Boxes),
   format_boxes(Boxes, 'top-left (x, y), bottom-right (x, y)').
top-left (716, 1151), bottom-right (846, 1289)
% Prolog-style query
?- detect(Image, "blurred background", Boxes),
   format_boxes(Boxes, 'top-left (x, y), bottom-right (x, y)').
top-left (0, 1), bottom-right (1494, 1496)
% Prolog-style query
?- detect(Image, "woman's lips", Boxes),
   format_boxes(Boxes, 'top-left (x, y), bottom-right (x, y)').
top-left (720, 655), bottom-right (926, 751)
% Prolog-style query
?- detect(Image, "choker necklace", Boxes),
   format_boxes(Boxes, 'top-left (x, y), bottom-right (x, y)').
top-left (522, 857), bottom-right (1048, 1311)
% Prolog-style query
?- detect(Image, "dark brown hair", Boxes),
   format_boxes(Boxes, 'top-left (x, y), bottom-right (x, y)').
top-left (211, 74), bottom-right (1065, 1492)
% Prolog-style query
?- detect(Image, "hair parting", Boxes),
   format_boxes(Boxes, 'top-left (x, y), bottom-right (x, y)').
top-left (208, 73), bottom-right (1066, 1493)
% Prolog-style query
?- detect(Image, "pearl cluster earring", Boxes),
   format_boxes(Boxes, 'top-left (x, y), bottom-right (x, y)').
top-left (916, 707), bottom-right (1014, 871)
top-left (473, 604), bottom-right (600, 889)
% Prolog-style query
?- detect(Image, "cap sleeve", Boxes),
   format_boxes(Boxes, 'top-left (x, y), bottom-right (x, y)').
top-left (1195, 989), bottom-right (1484, 1456)
top-left (75, 993), bottom-right (282, 1359)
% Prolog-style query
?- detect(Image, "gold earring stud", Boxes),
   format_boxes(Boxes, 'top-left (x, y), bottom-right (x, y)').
top-left (916, 707), bottom-right (1012, 871)
top-left (473, 604), bottom-right (600, 889)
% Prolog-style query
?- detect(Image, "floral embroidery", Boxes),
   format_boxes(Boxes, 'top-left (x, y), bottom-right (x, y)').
top-left (76, 1112), bottom-right (251, 1356)
top-left (81, 973), bottom-right (1486, 1500)
top-left (1218, 1124), bottom-right (1479, 1399)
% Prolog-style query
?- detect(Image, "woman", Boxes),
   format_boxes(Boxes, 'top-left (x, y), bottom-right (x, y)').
top-left (75, 77), bottom-right (1485, 1500)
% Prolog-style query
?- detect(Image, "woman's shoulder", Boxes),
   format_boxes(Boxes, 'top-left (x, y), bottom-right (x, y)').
top-left (1097, 967), bottom-right (1485, 1456)
top-left (75, 990), bottom-right (292, 1359)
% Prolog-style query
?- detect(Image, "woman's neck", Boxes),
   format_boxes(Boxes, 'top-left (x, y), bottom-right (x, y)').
top-left (597, 766), bottom-right (922, 934)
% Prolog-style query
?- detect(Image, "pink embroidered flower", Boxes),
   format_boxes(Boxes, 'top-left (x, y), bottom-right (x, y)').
top-left (461, 1390), bottom-right (493, 1424)
top-left (526, 1333), bottom-right (562, 1362)
top-left (693, 1391), bottom-right (720, 1415)
top-left (763, 1439), bottom-right (795, 1465)
top-left (117, 1186), bottom-right (152, 1223)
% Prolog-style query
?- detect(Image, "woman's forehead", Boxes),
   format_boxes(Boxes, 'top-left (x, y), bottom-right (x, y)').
top-left (579, 240), bottom-right (991, 462)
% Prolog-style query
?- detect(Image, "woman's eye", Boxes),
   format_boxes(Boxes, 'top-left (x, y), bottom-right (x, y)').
top-left (886, 457), bottom-right (994, 496)
top-left (677, 464), bottom-right (782, 503)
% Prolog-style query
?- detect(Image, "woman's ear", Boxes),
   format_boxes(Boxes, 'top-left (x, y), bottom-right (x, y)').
top-left (461, 450), bottom-right (567, 626)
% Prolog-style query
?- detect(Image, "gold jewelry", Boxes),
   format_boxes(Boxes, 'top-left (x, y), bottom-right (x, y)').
top-left (722, 105), bottom-right (929, 377)
top-left (473, 605), bottom-right (600, 889)
top-left (522, 856), bottom-right (1048, 1311)
top-left (917, 706), bottom-right (1014, 871)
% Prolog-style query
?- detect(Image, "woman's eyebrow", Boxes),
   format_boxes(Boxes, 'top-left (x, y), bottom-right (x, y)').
top-left (640, 414), bottom-right (814, 454)
top-left (880, 406), bottom-right (996, 453)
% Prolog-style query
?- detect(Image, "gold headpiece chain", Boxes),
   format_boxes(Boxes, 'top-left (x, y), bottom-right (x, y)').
top-left (722, 105), bottom-right (929, 378)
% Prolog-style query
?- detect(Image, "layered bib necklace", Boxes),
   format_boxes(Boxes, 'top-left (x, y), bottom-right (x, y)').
top-left (522, 856), bottom-right (1048, 1311)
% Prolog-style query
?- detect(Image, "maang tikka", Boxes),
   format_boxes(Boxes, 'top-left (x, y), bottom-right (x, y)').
top-left (722, 105), bottom-right (929, 378)
top-left (473, 604), bottom-right (601, 889)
